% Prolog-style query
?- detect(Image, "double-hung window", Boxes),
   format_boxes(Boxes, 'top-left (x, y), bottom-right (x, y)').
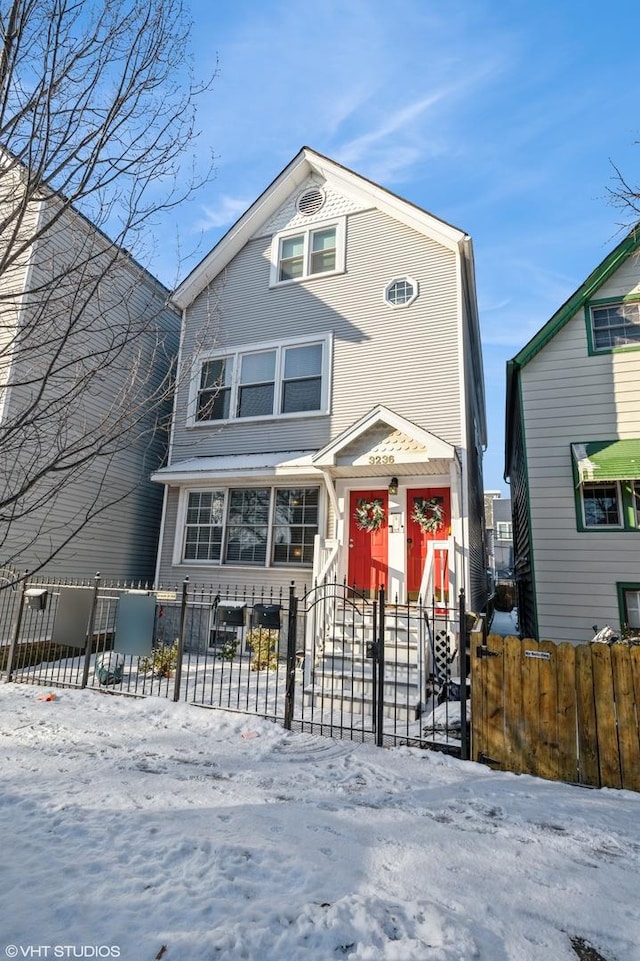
top-left (581, 482), bottom-right (622, 528)
top-left (238, 351), bottom-right (276, 418)
top-left (196, 359), bottom-right (232, 421)
top-left (181, 487), bottom-right (319, 567)
top-left (193, 336), bottom-right (328, 423)
top-left (618, 583), bottom-right (640, 630)
top-left (183, 491), bottom-right (225, 561)
top-left (589, 298), bottom-right (640, 352)
top-left (270, 219), bottom-right (345, 286)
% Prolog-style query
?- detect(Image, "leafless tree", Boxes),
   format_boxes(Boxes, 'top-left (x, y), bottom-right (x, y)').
top-left (0, 0), bottom-right (214, 583)
top-left (608, 156), bottom-right (640, 222)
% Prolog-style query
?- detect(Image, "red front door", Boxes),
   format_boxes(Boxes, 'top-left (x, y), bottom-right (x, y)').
top-left (348, 489), bottom-right (388, 595)
top-left (406, 487), bottom-right (451, 601)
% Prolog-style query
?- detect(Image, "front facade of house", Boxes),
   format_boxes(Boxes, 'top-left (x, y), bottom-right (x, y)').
top-left (506, 227), bottom-right (640, 642)
top-left (154, 148), bottom-right (487, 610)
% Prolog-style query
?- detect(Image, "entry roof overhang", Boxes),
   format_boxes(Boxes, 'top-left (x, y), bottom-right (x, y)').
top-left (312, 405), bottom-right (456, 473)
top-left (571, 440), bottom-right (640, 485)
top-left (151, 451), bottom-right (318, 485)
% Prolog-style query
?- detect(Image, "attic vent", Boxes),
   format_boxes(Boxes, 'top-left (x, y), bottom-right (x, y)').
top-left (296, 187), bottom-right (325, 216)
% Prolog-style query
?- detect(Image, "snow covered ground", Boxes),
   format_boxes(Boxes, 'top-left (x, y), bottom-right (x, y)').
top-left (1, 684), bottom-right (639, 961)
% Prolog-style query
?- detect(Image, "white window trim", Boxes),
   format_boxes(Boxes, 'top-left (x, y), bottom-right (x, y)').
top-left (187, 331), bottom-right (332, 426)
top-left (173, 483), bottom-right (323, 569)
top-left (383, 275), bottom-right (419, 309)
top-left (268, 217), bottom-right (346, 287)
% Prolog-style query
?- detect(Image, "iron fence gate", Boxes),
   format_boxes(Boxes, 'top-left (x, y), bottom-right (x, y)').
top-left (0, 574), bottom-right (469, 755)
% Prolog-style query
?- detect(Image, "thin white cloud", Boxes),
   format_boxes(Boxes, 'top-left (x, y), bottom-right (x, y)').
top-left (336, 91), bottom-right (450, 169)
top-left (193, 195), bottom-right (252, 232)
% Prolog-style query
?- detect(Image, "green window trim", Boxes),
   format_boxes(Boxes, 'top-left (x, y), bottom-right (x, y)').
top-left (571, 449), bottom-right (640, 532)
top-left (616, 582), bottom-right (640, 632)
top-left (585, 293), bottom-right (640, 356)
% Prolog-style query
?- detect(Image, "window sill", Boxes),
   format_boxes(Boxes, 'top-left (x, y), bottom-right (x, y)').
top-left (178, 561), bottom-right (313, 570)
top-left (187, 410), bottom-right (329, 428)
top-left (268, 267), bottom-right (346, 290)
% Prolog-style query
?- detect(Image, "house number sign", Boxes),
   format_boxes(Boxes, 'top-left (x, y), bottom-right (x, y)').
top-left (368, 455), bottom-right (395, 464)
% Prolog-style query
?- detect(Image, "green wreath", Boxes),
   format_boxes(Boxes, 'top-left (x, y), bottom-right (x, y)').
top-left (354, 497), bottom-right (386, 532)
top-left (411, 497), bottom-right (444, 534)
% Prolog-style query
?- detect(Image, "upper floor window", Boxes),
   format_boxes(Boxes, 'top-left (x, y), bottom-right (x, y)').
top-left (496, 521), bottom-right (512, 539)
top-left (193, 335), bottom-right (329, 424)
top-left (590, 299), bottom-right (640, 351)
top-left (581, 481), bottom-right (622, 528)
top-left (572, 440), bottom-right (640, 532)
top-left (384, 276), bottom-right (418, 308)
top-left (269, 219), bottom-right (345, 286)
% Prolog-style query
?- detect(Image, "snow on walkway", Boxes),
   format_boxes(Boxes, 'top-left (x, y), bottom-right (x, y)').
top-left (0, 684), bottom-right (638, 961)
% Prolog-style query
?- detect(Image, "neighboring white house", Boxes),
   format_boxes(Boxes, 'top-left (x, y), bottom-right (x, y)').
top-left (0, 162), bottom-right (180, 581)
top-left (153, 147), bottom-right (487, 611)
top-left (505, 225), bottom-right (640, 641)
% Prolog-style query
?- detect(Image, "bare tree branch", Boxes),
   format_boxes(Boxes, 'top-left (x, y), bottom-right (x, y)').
top-left (0, 0), bottom-right (215, 581)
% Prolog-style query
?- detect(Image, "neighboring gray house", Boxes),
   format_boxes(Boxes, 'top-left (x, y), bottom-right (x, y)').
top-left (153, 147), bottom-right (487, 610)
top-left (484, 491), bottom-right (513, 586)
top-left (492, 497), bottom-right (513, 582)
top-left (0, 165), bottom-right (180, 581)
top-left (506, 226), bottom-right (640, 641)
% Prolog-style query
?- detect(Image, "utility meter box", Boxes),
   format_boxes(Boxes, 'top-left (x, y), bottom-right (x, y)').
top-left (25, 588), bottom-right (48, 612)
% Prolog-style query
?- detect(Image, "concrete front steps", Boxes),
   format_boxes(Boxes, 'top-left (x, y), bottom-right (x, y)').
top-left (303, 603), bottom-right (427, 722)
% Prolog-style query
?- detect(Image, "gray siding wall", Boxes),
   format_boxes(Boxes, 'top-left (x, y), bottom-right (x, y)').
top-left (521, 286), bottom-right (640, 642)
top-left (156, 485), bottom-right (316, 596)
top-left (461, 261), bottom-right (487, 612)
top-left (158, 208), bottom-right (464, 591)
top-left (1, 201), bottom-right (179, 580)
top-left (171, 208), bottom-right (462, 462)
top-left (0, 184), bottom-right (39, 402)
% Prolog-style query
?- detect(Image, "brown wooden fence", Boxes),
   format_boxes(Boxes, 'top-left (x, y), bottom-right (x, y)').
top-left (471, 629), bottom-right (640, 791)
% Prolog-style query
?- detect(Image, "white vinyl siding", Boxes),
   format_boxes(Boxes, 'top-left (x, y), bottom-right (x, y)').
top-left (521, 289), bottom-right (640, 642)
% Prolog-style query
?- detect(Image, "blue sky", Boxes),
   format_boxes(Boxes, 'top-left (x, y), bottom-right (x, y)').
top-left (152, 0), bottom-right (640, 492)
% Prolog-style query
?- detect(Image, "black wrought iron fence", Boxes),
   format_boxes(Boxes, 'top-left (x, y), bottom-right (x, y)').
top-left (0, 573), bottom-right (470, 756)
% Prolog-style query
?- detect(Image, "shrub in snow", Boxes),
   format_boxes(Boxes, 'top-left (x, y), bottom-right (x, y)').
top-left (216, 637), bottom-right (239, 661)
top-left (139, 640), bottom-right (179, 677)
top-left (246, 628), bottom-right (278, 671)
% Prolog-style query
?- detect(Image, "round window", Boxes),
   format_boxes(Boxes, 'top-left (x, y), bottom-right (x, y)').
top-left (384, 276), bottom-right (418, 308)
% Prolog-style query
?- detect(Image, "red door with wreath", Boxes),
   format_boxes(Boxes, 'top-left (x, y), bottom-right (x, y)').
top-left (406, 487), bottom-right (450, 601)
top-left (348, 489), bottom-right (388, 596)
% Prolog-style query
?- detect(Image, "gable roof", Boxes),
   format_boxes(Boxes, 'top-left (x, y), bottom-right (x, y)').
top-left (505, 224), bottom-right (640, 478)
top-left (313, 405), bottom-right (455, 468)
top-left (172, 146), bottom-right (468, 310)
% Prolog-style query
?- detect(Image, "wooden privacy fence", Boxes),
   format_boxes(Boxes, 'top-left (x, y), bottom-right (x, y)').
top-left (471, 629), bottom-right (640, 791)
